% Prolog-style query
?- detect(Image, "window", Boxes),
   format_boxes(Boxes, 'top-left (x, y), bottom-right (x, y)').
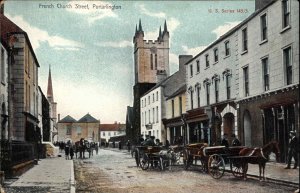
top-left (196, 86), bottom-right (200, 108)
top-left (262, 57), bottom-right (269, 91)
top-left (284, 47), bottom-right (292, 85)
top-left (179, 97), bottom-right (182, 114)
top-left (66, 125), bottom-right (72, 135)
top-left (155, 54), bottom-right (158, 69)
top-left (148, 110), bottom-right (150, 124)
top-left (156, 106), bottom-right (159, 123)
top-left (190, 64), bottom-right (193, 77)
top-left (214, 48), bottom-right (218, 62)
top-left (145, 98), bottom-right (146, 106)
top-left (1, 48), bottom-right (5, 83)
top-left (226, 75), bottom-right (231, 99)
top-left (114, 132), bottom-right (116, 136)
top-left (145, 111), bottom-right (147, 125)
top-left (190, 90), bottom-right (194, 109)
top-left (206, 84), bottom-right (210, 105)
top-left (142, 112), bottom-right (144, 126)
top-left (225, 41), bottom-right (230, 56)
top-left (205, 54), bottom-right (209, 67)
top-left (171, 100), bottom-right (174, 117)
top-left (196, 60), bottom-right (200, 73)
top-left (102, 132), bottom-right (105, 136)
top-left (152, 93), bottom-right (154, 102)
top-left (156, 91), bottom-right (158, 101)
top-left (148, 96), bottom-right (150, 104)
top-left (152, 108), bottom-right (155, 123)
top-left (150, 54), bottom-right (153, 70)
top-left (242, 28), bottom-right (248, 52)
top-left (243, 66), bottom-right (249, 96)
top-left (261, 14), bottom-right (267, 41)
top-left (215, 79), bottom-right (219, 103)
top-left (108, 132), bottom-right (111, 136)
top-left (282, 0), bottom-right (290, 28)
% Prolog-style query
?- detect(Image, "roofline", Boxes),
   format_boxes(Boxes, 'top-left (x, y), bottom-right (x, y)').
top-left (185, 0), bottom-right (276, 65)
top-left (9, 31), bottom-right (40, 67)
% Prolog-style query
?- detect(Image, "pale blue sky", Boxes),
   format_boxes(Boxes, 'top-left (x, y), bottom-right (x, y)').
top-left (5, 0), bottom-right (254, 123)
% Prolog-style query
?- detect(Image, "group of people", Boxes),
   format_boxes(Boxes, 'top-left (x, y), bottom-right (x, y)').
top-left (64, 140), bottom-right (74, 160)
top-left (221, 133), bottom-right (241, 147)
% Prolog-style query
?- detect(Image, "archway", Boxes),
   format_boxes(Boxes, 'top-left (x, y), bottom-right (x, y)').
top-left (243, 110), bottom-right (251, 147)
top-left (223, 112), bottom-right (234, 141)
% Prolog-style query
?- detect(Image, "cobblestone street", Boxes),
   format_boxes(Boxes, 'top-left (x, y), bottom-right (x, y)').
top-left (74, 149), bottom-right (297, 193)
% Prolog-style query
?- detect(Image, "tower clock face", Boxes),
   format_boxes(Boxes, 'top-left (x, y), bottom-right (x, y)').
top-left (150, 47), bottom-right (157, 53)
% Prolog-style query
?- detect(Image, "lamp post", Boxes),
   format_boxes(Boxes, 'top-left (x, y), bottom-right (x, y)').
top-left (181, 113), bottom-right (187, 146)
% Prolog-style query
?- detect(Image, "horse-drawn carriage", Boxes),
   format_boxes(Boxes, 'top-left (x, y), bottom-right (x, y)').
top-left (182, 141), bottom-right (280, 180)
top-left (134, 145), bottom-right (184, 171)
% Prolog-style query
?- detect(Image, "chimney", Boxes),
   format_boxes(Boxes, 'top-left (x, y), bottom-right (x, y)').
top-left (156, 70), bottom-right (167, 83)
top-left (255, 0), bottom-right (274, 11)
top-left (179, 55), bottom-right (193, 73)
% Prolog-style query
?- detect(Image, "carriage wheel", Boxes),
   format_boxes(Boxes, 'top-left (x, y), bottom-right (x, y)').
top-left (183, 149), bottom-right (191, 170)
top-left (208, 154), bottom-right (225, 179)
top-left (140, 154), bottom-right (149, 170)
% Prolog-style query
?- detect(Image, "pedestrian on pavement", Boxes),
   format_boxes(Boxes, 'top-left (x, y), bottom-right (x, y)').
top-left (221, 133), bottom-right (229, 148)
top-left (285, 130), bottom-right (298, 169)
top-left (65, 140), bottom-right (70, 160)
top-left (231, 134), bottom-right (241, 146)
top-left (126, 140), bottom-right (131, 152)
top-left (70, 145), bottom-right (74, 159)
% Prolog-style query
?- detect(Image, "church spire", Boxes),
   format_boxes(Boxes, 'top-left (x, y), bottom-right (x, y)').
top-left (138, 18), bottom-right (143, 32)
top-left (47, 65), bottom-right (54, 103)
top-left (164, 20), bottom-right (168, 32)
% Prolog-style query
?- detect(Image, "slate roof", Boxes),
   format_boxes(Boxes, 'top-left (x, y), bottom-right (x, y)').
top-left (0, 13), bottom-right (40, 67)
top-left (166, 84), bottom-right (186, 100)
top-left (77, 113), bottom-right (99, 123)
top-left (58, 115), bottom-right (77, 123)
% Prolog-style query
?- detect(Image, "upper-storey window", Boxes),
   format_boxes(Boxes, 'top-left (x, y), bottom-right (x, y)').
top-left (214, 48), bottom-right (218, 63)
top-left (196, 60), bottom-right (200, 73)
top-left (283, 46), bottom-right (292, 85)
top-left (155, 54), bottom-right (158, 70)
top-left (242, 28), bottom-right (248, 52)
top-left (179, 96), bottom-right (182, 114)
top-left (243, 66), bottom-right (249, 96)
top-left (260, 13), bottom-right (267, 41)
top-left (225, 41), bottom-right (230, 56)
top-left (1, 48), bottom-right (5, 83)
top-left (262, 57), bottom-right (269, 91)
top-left (190, 64), bottom-right (193, 77)
top-left (205, 54), bottom-right (209, 68)
top-left (150, 54), bottom-right (153, 70)
top-left (171, 100), bottom-right (174, 118)
top-left (282, 0), bottom-right (290, 28)
top-left (225, 75), bottom-right (231, 100)
top-left (215, 79), bottom-right (219, 103)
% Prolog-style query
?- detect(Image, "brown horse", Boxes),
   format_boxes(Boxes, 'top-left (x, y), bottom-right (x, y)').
top-left (239, 141), bottom-right (280, 181)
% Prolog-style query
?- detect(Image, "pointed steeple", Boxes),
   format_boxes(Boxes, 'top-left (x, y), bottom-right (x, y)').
top-left (47, 65), bottom-right (54, 103)
top-left (138, 19), bottom-right (143, 32)
top-left (164, 20), bottom-right (168, 32)
top-left (158, 26), bottom-right (162, 41)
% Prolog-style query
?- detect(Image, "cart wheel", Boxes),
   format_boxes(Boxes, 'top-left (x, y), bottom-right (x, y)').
top-left (140, 154), bottom-right (149, 170)
top-left (183, 149), bottom-right (190, 170)
top-left (208, 154), bottom-right (225, 179)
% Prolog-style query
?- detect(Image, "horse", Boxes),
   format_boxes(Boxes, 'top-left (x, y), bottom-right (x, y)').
top-left (239, 141), bottom-right (280, 181)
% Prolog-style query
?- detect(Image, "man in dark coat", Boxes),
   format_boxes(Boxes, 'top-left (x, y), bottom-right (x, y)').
top-left (231, 134), bottom-right (241, 146)
top-left (285, 131), bottom-right (298, 169)
top-left (221, 133), bottom-right (229, 148)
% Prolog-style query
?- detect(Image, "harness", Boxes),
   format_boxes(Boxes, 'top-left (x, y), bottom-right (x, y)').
top-left (249, 147), bottom-right (268, 160)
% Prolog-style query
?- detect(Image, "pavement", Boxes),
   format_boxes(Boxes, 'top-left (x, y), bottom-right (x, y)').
top-left (2, 153), bottom-right (75, 193)
top-left (1, 148), bottom-right (299, 193)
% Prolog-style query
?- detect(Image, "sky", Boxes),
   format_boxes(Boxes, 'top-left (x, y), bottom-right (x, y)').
top-left (4, 0), bottom-right (255, 123)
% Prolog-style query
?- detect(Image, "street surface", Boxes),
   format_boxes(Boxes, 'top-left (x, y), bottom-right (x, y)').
top-left (74, 148), bottom-right (296, 193)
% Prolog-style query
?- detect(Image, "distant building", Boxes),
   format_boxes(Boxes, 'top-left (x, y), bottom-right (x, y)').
top-left (57, 113), bottom-right (100, 143)
top-left (99, 122), bottom-right (126, 143)
top-left (141, 55), bottom-right (192, 144)
top-left (131, 19), bottom-right (169, 144)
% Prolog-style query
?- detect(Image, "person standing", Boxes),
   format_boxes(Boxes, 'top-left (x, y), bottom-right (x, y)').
top-left (285, 131), bottom-right (298, 169)
top-left (231, 134), bottom-right (241, 146)
top-left (221, 133), bottom-right (229, 148)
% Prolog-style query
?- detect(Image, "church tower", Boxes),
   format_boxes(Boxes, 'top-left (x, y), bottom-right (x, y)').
top-left (47, 66), bottom-right (57, 124)
top-left (133, 19), bottom-right (170, 84)
top-left (129, 19), bottom-right (170, 143)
